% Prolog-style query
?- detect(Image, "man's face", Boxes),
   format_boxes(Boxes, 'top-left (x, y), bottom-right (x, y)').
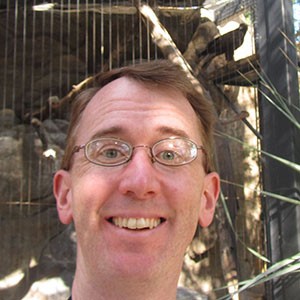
top-left (54, 77), bottom-right (219, 282)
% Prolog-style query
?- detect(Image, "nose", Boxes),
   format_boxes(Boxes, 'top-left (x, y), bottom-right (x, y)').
top-left (118, 147), bottom-right (160, 200)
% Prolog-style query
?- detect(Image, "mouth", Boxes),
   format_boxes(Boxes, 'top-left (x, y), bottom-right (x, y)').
top-left (109, 217), bottom-right (165, 230)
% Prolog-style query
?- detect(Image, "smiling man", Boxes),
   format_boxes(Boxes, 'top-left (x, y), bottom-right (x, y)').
top-left (53, 60), bottom-right (220, 300)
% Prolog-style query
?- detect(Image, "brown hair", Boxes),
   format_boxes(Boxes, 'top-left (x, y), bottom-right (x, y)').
top-left (61, 60), bottom-right (216, 172)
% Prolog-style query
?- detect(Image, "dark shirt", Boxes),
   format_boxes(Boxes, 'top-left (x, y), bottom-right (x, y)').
top-left (67, 287), bottom-right (207, 299)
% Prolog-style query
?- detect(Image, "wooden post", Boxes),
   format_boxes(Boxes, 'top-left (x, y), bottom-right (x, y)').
top-left (256, 0), bottom-right (300, 298)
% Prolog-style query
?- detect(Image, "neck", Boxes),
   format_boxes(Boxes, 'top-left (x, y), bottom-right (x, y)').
top-left (71, 267), bottom-right (179, 300)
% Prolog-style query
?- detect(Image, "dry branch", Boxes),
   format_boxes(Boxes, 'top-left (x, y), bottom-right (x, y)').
top-left (39, 2), bottom-right (200, 17)
top-left (23, 76), bottom-right (94, 123)
top-left (135, 0), bottom-right (210, 99)
top-left (207, 54), bottom-right (260, 86)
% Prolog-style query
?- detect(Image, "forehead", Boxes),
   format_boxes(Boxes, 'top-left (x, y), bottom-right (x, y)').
top-left (76, 77), bottom-right (202, 142)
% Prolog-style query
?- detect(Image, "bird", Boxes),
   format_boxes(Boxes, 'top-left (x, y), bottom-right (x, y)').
top-left (197, 23), bottom-right (248, 67)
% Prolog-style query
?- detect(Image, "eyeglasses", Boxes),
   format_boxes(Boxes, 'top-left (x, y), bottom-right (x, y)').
top-left (72, 137), bottom-right (206, 167)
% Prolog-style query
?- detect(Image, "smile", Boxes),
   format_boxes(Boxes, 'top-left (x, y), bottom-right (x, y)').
top-left (110, 217), bottom-right (164, 230)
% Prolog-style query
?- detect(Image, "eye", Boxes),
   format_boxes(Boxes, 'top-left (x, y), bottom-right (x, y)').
top-left (97, 144), bottom-right (127, 161)
top-left (101, 147), bottom-right (120, 159)
top-left (156, 149), bottom-right (182, 164)
top-left (86, 139), bottom-right (131, 165)
top-left (159, 150), bottom-right (177, 161)
top-left (152, 138), bottom-right (197, 166)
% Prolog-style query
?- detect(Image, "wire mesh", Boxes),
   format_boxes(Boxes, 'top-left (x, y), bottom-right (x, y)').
top-left (0, 1), bottom-right (263, 299)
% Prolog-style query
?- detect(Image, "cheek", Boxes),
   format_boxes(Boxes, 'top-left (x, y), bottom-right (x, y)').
top-left (176, 172), bottom-right (204, 222)
top-left (169, 174), bottom-right (203, 221)
top-left (70, 172), bottom-right (113, 218)
top-left (173, 170), bottom-right (204, 203)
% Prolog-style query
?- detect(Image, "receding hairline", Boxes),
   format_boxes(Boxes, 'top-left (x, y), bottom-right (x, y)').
top-left (71, 76), bottom-right (204, 140)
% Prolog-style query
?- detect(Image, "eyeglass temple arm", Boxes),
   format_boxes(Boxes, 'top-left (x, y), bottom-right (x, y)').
top-left (72, 145), bottom-right (85, 155)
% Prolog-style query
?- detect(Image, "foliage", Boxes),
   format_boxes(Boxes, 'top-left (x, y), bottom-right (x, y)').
top-left (217, 26), bottom-right (300, 300)
top-left (219, 252), bottom-right (300, 299)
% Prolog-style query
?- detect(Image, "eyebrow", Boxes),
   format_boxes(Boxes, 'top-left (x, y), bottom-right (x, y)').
top-left (89, 126), bottom-right (190, 140)
top-left (156, 126), bottom-right (190, 138)
top-left (89, 126), bottom-right (125, 140)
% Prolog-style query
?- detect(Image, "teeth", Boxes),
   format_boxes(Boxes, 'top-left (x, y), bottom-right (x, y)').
top-left (112, 217), bottom-right (161, 230)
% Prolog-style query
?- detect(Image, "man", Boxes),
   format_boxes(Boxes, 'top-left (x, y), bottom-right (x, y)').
top-left (53, 60), bottom-right (220, 300)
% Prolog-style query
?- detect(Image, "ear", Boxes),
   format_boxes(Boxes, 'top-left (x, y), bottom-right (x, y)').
top-left (53, 169), bottom-right (73, 224)
top-left (198, 172), bottom-right (220, 227)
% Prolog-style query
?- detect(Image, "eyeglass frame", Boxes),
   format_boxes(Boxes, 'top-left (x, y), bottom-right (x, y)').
top-left (71, 136), bottom-right (207, 168)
